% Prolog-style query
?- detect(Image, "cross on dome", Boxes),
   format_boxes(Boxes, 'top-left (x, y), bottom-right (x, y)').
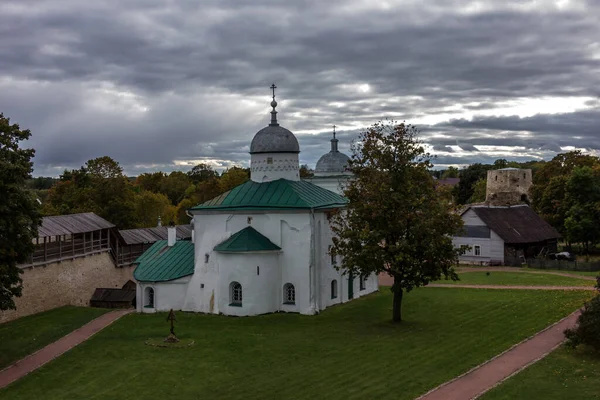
top-left (269, 83), bottom-right (278, 126)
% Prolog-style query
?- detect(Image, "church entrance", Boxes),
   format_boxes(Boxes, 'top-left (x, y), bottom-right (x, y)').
top-left (348, 272), bottom-right (354, 299)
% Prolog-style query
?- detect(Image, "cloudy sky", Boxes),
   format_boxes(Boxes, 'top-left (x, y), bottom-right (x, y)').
top-left (1, 0), bottom-right (599, 176)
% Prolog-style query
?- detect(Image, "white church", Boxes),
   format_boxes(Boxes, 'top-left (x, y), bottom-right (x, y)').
top-left (134, 86), bottom-right (378, 316)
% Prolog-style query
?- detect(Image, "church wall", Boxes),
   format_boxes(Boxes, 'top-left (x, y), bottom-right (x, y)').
top-left (1, 252), bottom-right (134, 323)
top-left (250, 153), bottom-right (300, 182)
top-left (315, 212), bottom-right (378, 312)
top-left (187, 212), bottom-right (312, 316)
top-left (137, 276), bottom-right (191, 314)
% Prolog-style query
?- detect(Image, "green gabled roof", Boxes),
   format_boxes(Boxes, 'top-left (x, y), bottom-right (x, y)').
top-left (191, 179), bottom-right (347, 211)
top-left (214, 226), bottom-right (281, 253)
top-left (133, 240), bottom-right (194, 282)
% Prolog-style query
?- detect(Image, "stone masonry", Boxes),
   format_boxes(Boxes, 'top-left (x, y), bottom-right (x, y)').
top-left (486, 168), bottom-right (532, 206)
top-left (0, 252), bottom-right (134, 323)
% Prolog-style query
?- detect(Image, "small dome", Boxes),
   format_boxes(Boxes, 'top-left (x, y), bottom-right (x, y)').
top-left (250, 125), bottom-right (300, 154)
top-left (315, 151), bottom-right (350, 175)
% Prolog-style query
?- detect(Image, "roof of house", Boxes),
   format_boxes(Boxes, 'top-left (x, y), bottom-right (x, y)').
top-left (436, 177), bottom-right (460, 186)
top-left (214, 226), bottom-right (281, 253)
top-left (191, 178), bottom-right (347, 212)
top-left (90, 288), bottom-right (136, 303)
top-left (38, 212), bottom-right (115, 238)
top-left (133, 240), bottom-right (195, 282)
top-left (467, 205), bottom-right (561, 244)
top-left (119, 225), bottom-right (192, 245)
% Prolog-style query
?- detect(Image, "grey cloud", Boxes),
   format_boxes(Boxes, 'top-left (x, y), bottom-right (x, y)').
top-left (0, 0), bottom-right (599, 175)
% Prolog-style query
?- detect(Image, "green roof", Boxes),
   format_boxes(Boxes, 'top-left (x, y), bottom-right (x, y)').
top-left (133, 240), bottom-right (194, 282)
top-left (191, 179), bottom-right (347, 211)
top-left (214, 226), bottom-right (281, 253)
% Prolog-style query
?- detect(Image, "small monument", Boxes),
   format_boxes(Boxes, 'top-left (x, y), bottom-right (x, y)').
top-left (164, 309), bottom-right (179, 343)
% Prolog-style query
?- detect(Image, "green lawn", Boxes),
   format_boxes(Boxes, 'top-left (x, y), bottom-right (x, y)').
top-left (0, 289), bottom-right (592, 400)
top-left (0, 306), bottom-right (109, 369)
top-left (482, 346), bottom-right (600, 400)
top-left (437, 271), bottom-right (595, 287)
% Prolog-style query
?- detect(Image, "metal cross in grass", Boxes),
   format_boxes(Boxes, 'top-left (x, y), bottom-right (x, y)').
top-left (166, 309), bottom-right (177, 336)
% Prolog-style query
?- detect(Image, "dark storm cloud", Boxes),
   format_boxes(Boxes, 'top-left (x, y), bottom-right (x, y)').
top-left (0, 0), bottom-right (599, 175)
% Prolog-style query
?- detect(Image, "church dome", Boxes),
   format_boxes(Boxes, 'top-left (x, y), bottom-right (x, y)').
top-left (249, 86), bottom-right (300, 154)
top-left (250, 125), bottom-right (300, 154)
top-left (314, 129), bottom-right (351, 175)
top-left (315, 151), bottom-right (350, 174)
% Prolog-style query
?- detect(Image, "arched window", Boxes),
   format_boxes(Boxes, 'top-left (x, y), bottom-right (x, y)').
top-left (360, 275), bottom-right (366, 291)
top-left (144, 287), bottom-right (155, 308)
top-left (331, 280), bottom-right (338, 299)
top-left (230, 282), bottom-right (242, 306)
top-left (283, 283), bottom-right (295, 304)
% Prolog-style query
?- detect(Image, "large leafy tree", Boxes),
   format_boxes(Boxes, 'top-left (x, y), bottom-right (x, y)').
top-left (330, 121), bottom-right (463, 322)
top-left (219, 167), bottom-right (249, 192)
top-left (187, 163), bottom-right (219, 183)
top-left (0, 113), bottom-right (41, 310)
top-left (452, 163), bottom-right (492, 205)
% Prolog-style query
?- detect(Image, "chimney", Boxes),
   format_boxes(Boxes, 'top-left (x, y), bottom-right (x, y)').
top-left (191, 219), bottom-right (195, 244)
top-left (157, 216), bottom-right (162, 227)
top-left (167, 221), bottom-right (176, 247)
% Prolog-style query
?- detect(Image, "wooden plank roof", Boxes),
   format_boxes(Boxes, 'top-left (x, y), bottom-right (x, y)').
top-left (38, 213), bottom-right (115, 238)
top-left (118, 225), bottom-right (192, 245)
top-left (468, 205), bottom-right (561, 244)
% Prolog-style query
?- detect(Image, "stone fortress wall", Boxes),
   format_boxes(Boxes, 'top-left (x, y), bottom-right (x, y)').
top-left (485, 168), bottom-right (533, 206)
top-left (0, 252), bottom-right (134, 323)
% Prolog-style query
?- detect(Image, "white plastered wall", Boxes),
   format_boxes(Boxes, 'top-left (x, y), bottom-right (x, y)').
top-left (452, 208), bottom-right (505, 264)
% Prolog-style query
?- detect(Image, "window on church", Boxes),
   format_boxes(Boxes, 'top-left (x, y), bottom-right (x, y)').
top-left (283, 283), bottom-right (295, 304)
top-left (331, 280), bottom-right (338, 299)
top-left (267, 157), bottom-right (273, 164)
top-left (144, 287), bottom-right (155, 308)
top-left (360, 275), bottom-right (366, 291)
top-left (204, 253), bottom-right (209, 263)
top-left (230, 282), bottom-right (242, 306)
top-left (329, 245), bottom-right (337, 265)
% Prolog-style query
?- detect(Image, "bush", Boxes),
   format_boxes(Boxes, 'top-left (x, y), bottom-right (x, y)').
top-left (564, 295), bottom-right (600, 351)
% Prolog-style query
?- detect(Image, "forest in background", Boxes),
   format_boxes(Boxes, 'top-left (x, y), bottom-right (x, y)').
top-left (28, 151), bottom-right (600, 253)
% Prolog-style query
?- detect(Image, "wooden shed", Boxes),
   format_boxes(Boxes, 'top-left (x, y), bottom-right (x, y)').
top-left (112, 225), bottom-right (192, 266)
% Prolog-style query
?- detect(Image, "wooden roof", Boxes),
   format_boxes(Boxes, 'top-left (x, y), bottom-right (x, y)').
top-left (468, 205), bottom-right (561, 244)
top-left (90, 288), bottom-right (136, 303)
top-left (118, 225), bottom-right (192, 245)
top-left (38, 213), bottom-right (115, 238)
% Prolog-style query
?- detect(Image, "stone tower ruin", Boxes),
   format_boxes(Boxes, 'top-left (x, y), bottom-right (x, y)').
top-left (485, 168), bottom-right (532, 206)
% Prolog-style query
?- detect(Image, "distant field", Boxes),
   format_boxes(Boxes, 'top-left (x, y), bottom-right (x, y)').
top-left (482, 346), bottom-right (600, 400)
top-left (0, 306), bottom-right (109, 369)
top-left (437, 271), bottom-right (595, 287)
top-left (1, 289), bottom-right (592, 400)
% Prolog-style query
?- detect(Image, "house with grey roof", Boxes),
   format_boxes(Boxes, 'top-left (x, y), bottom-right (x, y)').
top-left (453, 205), bottom-right (561, 266)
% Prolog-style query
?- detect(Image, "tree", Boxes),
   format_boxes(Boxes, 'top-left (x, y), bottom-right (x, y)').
top-left (0, 113), bottom-right (41, 310)
top-left (136, 172), bottom-right (166, 194)
top-left (187, 163), bottom-right (219, 183)
top-left (219, 167), bottom-right (249, 192)
top-left (160, 171), bottom-right (190, 205)
top-left (134, 191), bottom-right (176, 228)
top-left (86, 156), bottom-right (124, 179)
top-left (330, 121), bottom-right (463, 322)
top-left (469, 177), bottom-right (487, 203)
top-left (441, 166), bottom-right (458, 179)
top-left (299, 164), bottom-right (314, 178)
top-left (453, 163), bottom-right (492, 205)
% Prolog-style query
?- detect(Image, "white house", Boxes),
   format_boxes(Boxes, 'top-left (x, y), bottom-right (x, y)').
top-left (306, 127), bottom-right (353, 195)
top-left (453, 205), bottom-right (561, 265)
top-left (134, 87), bottom-right (378, 316)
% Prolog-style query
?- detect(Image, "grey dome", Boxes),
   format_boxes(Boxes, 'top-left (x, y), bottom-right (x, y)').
top-left (315, 151), bottom-right (350, 174)
top-left (250, 125), bottom-right (300, 154)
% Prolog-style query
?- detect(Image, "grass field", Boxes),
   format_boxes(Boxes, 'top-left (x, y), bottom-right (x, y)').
top-left (437, 271), bottom-right (595, 287)
top-left (482, 346), bottom-right (600, 400)
top-left (0, 288), bottom-right (592, 400)
top-left (0, 306), bottom-right (109, 369)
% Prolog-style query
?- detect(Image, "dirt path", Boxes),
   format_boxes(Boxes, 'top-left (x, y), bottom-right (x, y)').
top-left (0, 309), bottom-right (132, 390)
top-left (416, 310), bottom-right (581, 400)
top-left (427, 283), bottom-right (596, 291)
top-left (457, 267), bottom-right (597, 281)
